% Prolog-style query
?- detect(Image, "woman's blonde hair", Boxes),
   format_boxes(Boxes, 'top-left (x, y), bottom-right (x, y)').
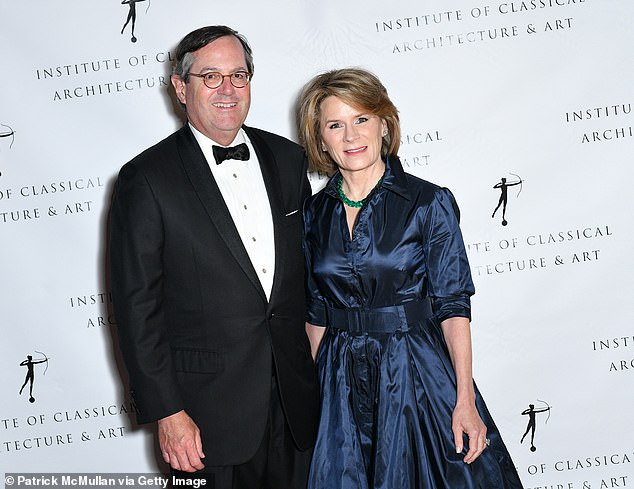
top-left (297, 68), bottom-right (400, 175)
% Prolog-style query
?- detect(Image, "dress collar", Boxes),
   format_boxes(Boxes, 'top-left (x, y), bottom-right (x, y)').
top-left (323, 155), bottom-right (411, 201)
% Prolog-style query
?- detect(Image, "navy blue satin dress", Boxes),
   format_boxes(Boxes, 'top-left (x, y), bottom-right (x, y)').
top-left (303, 156), bottom-right (523, 489)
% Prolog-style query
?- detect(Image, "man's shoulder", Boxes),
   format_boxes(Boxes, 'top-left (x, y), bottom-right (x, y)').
top-left (244, 125), bottom-right (301, 151)
top-left (244, 126), bottom-right (306, 178)
top-left (126, 126), bottom-right (187, 167)
top-left (114, 126), bottom-right (193, 186)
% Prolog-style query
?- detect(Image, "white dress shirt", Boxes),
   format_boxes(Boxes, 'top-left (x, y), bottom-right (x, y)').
top-left (190, 124), bottom-right (275, 300)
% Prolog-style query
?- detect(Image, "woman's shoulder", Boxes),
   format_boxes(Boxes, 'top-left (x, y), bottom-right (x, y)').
top-left (303, 182), bottom-right (334, 219)
top-left (402, 172), bottom-right (455, 203)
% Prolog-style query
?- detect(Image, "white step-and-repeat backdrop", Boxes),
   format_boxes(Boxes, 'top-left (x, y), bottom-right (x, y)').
top-left (1, 1), bottom-right (632, 486)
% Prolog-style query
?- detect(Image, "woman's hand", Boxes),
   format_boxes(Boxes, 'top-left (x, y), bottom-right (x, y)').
top-left (452, 401), bottom-right (488, 464)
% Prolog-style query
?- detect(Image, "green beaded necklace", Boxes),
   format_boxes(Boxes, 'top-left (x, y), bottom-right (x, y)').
top-left (337, 174), bottom-right (384, 208)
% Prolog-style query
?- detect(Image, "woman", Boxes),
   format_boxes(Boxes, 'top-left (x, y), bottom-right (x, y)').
top-left (297, 68), bottom-right (523, 489)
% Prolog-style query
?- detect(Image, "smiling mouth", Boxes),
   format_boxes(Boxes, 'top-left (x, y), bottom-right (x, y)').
top-left (213, 102), bottom-right (237, 108)
top-left (345, 146), bottom-right (367, 154)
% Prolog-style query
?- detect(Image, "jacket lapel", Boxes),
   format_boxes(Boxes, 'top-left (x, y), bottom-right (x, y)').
top-left (244, 127), bottom-right (286, 303)
top-left (175, 125), bottom-right (266, 300)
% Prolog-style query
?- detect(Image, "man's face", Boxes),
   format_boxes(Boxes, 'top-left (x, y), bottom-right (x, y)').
top-left (172, 36), bottom-right (251, 146)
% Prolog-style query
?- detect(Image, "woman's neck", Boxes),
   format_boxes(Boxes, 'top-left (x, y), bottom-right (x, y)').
top-left (340, 161), bottom-right (386, 201)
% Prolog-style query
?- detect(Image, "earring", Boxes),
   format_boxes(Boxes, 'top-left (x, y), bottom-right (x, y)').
top-left (321, 144), bottom-right (327, 152)
top-left (383, 129), bottom-right (388, 137)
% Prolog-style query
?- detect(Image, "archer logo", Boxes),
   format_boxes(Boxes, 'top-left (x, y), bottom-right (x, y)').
top-left (18, 351), bottom-right (50, 403)
top-left (520, 400), bottom-right (551, 452)
top-left (120, 0), bottom-right (150, 43)
top-left (1, 122), bottom-right (15, 149)
top-left (491, 173), bottom-right (523, 226)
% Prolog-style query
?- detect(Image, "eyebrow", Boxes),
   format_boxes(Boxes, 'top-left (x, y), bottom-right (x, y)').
top-left (323, 113), bottom-right (370, 124)
top-left (196, 66), bottom-right (248, 73)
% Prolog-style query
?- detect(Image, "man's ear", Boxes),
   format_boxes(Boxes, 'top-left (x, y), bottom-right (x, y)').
top-left (171, 75), bottom-right (187, 105)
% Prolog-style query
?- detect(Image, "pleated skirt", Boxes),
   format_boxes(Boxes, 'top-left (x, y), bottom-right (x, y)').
top-left (307, 310), bottom-right (524, 489)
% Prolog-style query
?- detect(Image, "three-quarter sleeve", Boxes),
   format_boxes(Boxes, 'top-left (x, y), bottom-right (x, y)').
top-left (424, 188), bottom-right (475, 323)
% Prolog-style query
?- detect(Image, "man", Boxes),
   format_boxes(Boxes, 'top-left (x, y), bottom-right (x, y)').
top-left (108, 25), bottom-right (319, 487)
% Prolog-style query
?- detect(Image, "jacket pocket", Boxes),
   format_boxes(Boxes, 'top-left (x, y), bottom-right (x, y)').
top-left (281, 211), bottom-right (302, 228)
top-left (172, 348), bottom-right (224, 374)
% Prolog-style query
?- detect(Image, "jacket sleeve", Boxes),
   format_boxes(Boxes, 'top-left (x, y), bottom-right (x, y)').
top-left (108, 162), bottom-right (184, 424)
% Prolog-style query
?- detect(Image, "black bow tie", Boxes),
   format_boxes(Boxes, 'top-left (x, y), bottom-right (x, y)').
top-left (212, 143), bottom-right (250, 164)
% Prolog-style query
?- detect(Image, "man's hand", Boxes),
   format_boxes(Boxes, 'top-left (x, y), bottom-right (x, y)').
top-left (158, 410), bottom-right (205, 472)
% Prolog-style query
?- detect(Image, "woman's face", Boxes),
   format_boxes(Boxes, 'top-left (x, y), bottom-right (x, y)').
top-left (319, 96), bottom-right (387, 175)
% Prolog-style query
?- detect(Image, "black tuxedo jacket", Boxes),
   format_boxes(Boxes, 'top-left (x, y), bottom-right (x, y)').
top-left (109, 124), bottom-right (320, 465)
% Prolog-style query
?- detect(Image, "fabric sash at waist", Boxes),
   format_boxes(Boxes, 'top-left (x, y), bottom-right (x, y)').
top-left (325, 300), bottom-right (433, 334)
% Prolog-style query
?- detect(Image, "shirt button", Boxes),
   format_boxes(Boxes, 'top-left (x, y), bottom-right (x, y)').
top-left (262, 268), bottom-right (267, 273)
top-left (233, 173), bottom-right (238, 178)
top-left (252, 237), bottom-right (257, 242)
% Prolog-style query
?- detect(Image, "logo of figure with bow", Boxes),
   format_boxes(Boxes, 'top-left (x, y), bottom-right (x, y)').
top-left (120, 0), bottom-right (151, 43)
top-left (492, 172), bottom-right (523, 226)
top-left (19, 350), bottom-right (50, 403)
top-left (520, 399), bottom-right (551, 452)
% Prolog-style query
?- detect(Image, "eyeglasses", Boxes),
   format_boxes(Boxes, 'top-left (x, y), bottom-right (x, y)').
top-left (188, 71), bottom-right (253, 89)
